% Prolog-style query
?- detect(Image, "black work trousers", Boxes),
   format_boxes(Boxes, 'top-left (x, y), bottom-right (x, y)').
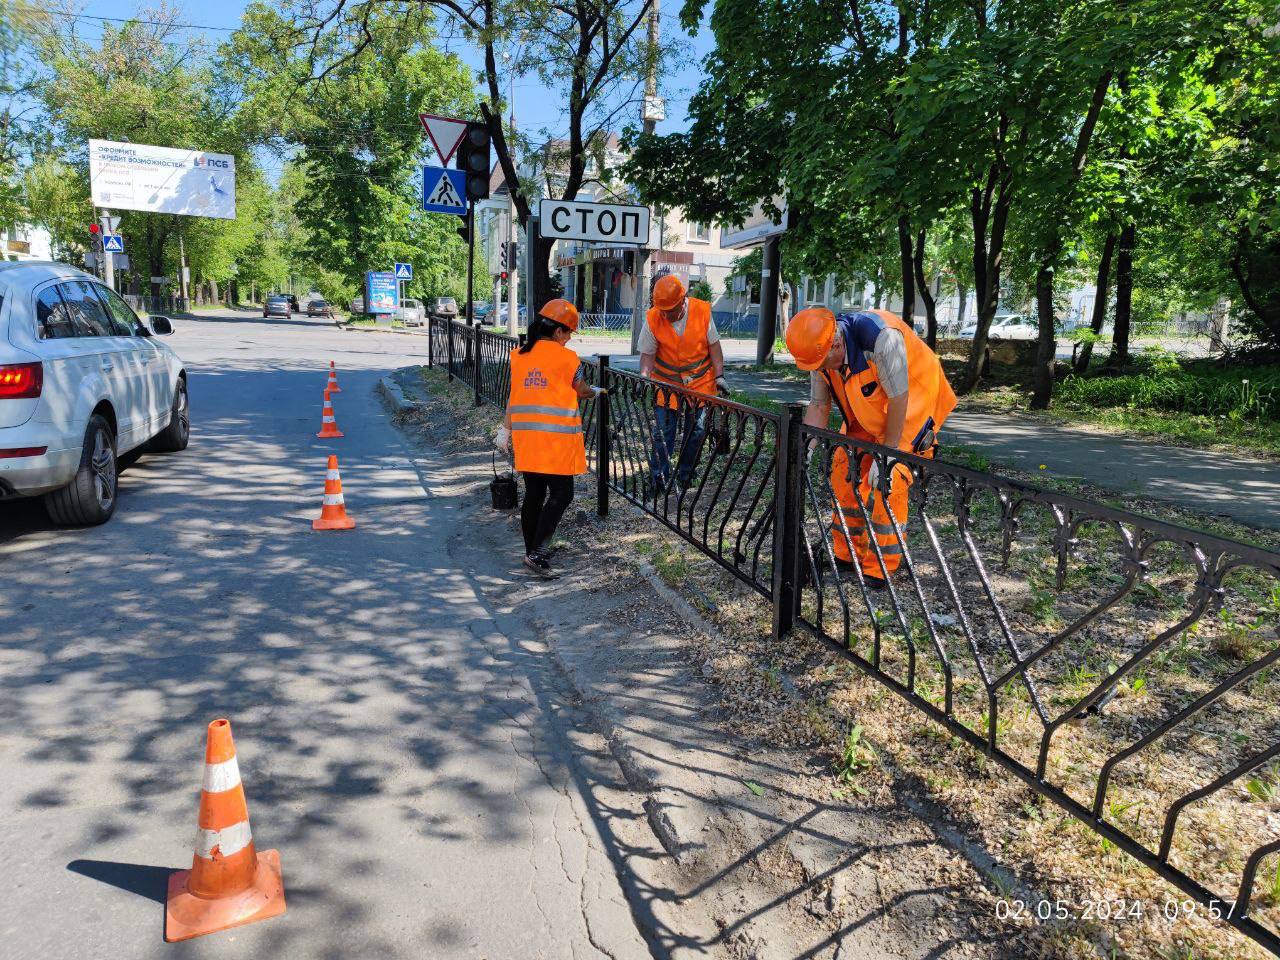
top-left (521, 472), bottom-right (575, 555)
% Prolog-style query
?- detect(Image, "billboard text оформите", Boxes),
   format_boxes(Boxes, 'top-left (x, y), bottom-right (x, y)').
top-left (89, 140), bottom-right (237, 220)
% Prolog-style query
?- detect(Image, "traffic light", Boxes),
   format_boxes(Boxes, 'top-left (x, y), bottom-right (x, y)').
top-left (500, 271), bottom-right (508, 282)
top-left (457, 221), bottom-right (471, 245)
top-left (88, 223), bottom-right (101, 238)
top-left (455, 121), bottom-right (491, 201)
top-left (506, 241), bottom-right (518, 271)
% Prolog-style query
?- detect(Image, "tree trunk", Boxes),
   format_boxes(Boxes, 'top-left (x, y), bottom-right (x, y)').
top-left (873, 268), bottom-right (884, 309)
top-left (1107, 221), bottom-right (1136, 368)
top-left (954, 282), bottom-right (968, 337)
top-left (913, 228), bottom-right (937, 348)
top-left (1075, 232), bottom-right (1115, 373)
top-left (1031, 261), bottom-right (1057, 409)
top-left (897, 215), bottom-right (915, 328)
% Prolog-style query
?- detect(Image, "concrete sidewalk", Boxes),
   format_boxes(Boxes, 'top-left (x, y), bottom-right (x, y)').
top-left (714, 366), bottom-right (1280, 533)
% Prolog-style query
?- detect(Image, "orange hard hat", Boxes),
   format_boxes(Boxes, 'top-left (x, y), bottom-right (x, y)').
top-left (786, 307), bottom-right (837, 371)
top-left (538, 298), bottom-right (579, 332)
top-left (652, 274), bottom-right (687, 311)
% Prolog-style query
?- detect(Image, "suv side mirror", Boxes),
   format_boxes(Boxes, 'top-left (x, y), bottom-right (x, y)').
top-left (150, 316), bottom-right (174, 336)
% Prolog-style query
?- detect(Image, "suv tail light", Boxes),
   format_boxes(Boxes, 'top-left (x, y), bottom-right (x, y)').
top-left (0, 362), bottom-right (42, 399)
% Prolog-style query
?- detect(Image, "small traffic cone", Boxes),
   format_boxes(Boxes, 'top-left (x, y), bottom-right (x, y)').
top-left (312, 454), bottom-right (356, 530)
top-left (326, 361), bottom-right (342, 394)
top-left (316, 388), bottom-right (343, 439)
top-left (165, 719), bottom-right (286, 942)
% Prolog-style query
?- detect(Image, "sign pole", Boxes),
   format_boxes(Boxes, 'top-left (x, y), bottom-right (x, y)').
top-left (465, 202), bottom-right (476, 326)
top-left (100, 209), bottom-right (115, 291)
top-left (757, 234), bottom-right (781, 365)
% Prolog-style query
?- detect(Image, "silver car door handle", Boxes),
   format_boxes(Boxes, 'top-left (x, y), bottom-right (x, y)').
top-left (101, 361), bottom-right (114, 371)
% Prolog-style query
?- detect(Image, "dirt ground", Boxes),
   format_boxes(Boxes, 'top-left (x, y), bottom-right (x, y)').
top-left (389, 364), bottom-right (1277, 960)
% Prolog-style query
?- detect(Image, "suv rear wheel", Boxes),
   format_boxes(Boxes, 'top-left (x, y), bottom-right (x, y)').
top-left (44, 414), bottom-right (118, 525)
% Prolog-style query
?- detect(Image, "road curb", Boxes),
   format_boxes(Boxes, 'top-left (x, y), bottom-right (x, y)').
top-left (377, 374), bottom-right (416, 414)
top-left (338, 323), bottom-right (428, 337)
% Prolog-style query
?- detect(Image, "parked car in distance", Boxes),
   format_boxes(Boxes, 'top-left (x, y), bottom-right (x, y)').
top-left (471, 301), bottom-right (491, 322)
top-left (349, 295), bottom-right (364, 314)
top-left (429, 297), bottom-right (458, 321)
top-left (0, 261), bottom-right (189, 525)
top-left (958, 313), bottom-right (1037, 340)
top-left (398, 298), bottom-right (425, 326)
top-left (306, 299), bottom-right (335, 318)
top-left (288, 294), bottom-right (300, 311)
top-left (264, 295), bottom-right (292, 319)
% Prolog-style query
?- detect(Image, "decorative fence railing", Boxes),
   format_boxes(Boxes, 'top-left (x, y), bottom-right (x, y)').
top-left (577, 311), bottom-right (633, 333)
top-left (426, 317), bottom-right (1280, 956)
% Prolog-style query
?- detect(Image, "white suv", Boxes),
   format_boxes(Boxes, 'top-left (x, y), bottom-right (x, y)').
top-left (0, 262), bottom-right (189, 525)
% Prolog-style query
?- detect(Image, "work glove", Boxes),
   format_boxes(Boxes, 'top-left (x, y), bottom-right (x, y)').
top-left (590, 385), bottom-right (608, 397)
top-left (867, 456), bottom-right (909, 495)
top-left (715, 376), bottom-right (730, 398)
top-left (495, 425), bottom-right (511, 455)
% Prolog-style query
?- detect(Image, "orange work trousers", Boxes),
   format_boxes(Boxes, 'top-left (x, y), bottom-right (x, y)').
top-left (828, 438), bottom-right (923, 577)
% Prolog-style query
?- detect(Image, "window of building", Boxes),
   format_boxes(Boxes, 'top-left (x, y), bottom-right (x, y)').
top-left (686, 222), bottom-right (711, 243)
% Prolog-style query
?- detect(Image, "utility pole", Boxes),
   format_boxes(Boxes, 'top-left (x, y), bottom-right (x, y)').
top-left (506, 73), bottom-right (519, 336)
top-left (631, 0), bottom-right (661, 354)
top-left (178, 232), bottom-right (189, 307)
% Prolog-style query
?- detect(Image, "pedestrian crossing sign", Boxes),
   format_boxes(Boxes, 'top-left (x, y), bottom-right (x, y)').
top-left (422, 166), bottom-right (468, 217)
top-left (103, 234), bottom-right (125, 253)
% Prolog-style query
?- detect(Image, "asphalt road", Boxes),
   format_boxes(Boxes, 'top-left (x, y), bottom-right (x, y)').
top-left (0, 309), bottom-right (650, 959)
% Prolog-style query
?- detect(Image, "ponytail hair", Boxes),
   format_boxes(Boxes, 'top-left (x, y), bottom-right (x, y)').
top-left (519, 315), bottom-right (567, 353)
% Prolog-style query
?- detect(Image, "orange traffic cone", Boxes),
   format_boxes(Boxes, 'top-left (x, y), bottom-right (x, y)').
top-left (326, 361), bottom-right (342, 393)
top-left (312, 454), bottom-right (356, 530)
top-left (316, 388), bottom-right (343, 439)
top-left (165, 719), bottom-right (286, 942)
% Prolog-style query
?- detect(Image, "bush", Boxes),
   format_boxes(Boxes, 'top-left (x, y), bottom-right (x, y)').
top-left (1057, 360), bottom-right (1280, 421)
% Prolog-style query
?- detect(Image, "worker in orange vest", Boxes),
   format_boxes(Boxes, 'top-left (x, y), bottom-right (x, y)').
top-left (638, 274), bottom-right (729, 492)
top-left (497, 299), bottom-right (605, 578)
top-left (785, 308), bottom-right (956, 587)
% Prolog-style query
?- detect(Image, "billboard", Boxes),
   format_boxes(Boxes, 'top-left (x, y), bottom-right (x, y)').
top-left (720, 199), bottom-right (788, 250)
top-left (365, 271), bottom-right (399, 315)
top-left (88, 139), bottom-right (237, 220)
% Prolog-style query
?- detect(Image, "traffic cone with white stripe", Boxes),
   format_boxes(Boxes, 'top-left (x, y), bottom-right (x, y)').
top-left (312, 454), bottom-right (356, 530)
top-left (165, 718), bottom-right (286, 942)
top-left (326, 361), bottom-right (342, 393)
top-left (316, 388), bottom-right (343, 439)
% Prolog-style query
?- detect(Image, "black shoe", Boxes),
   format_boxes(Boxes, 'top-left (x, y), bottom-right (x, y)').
top-left (861, 574), bottom-right (887, 591)
top-left (523, 552), bottom-right (559, 579)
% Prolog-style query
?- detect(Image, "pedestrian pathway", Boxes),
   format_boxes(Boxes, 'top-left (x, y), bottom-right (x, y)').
top-left (705, 365), bottom-right (1280, 533)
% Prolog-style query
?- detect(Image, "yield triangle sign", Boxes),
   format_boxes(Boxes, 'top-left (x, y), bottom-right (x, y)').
top-left (419, 113), bottom-right (468, 166)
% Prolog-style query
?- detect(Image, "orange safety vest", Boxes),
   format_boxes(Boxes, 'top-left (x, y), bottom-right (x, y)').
top-left (507, 340), bottom-right (587, 476)
top-left (646, 297), bottom-right (716, 408)
top-left (822, 310), bottom-right (957, 451)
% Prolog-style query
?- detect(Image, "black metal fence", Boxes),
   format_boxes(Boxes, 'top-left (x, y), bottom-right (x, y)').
top-left (426, 317), bottom-right (1280, 956)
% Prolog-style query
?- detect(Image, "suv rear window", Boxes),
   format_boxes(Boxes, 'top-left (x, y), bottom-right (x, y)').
top-left (36, 287), bottom-right (77, 339)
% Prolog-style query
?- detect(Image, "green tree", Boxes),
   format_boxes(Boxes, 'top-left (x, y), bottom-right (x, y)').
top-left (230, 4), bottom-right (474, 301)
top-left (284, 0), bottom-right (666, 305)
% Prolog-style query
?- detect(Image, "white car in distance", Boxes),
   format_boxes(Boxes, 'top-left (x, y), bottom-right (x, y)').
top-left (0, 262), bottom-right (189, 525)
top-left (398, 298), bottom-right (425, 326)
top-left (958, 313), bottom-right (1038, 340)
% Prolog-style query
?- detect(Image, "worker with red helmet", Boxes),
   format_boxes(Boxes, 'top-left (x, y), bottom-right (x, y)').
top-left (497, 298), bottom-right (605, 578)
top-left (638, 273), bottom-right (728, 492)
top-left (785, 307), bottom-right (956, 587)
